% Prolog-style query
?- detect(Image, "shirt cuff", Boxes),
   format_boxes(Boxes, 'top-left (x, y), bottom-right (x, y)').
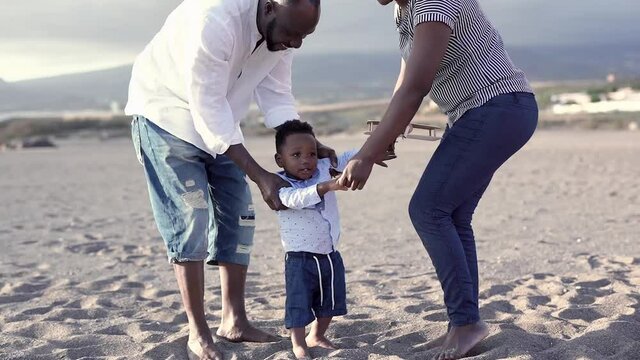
top-left (200, 128), bottom-right (244, 155)
top-left (414, 12), bottom-right (456, 30)
top-left (263, 106), bottom-right (300, 129)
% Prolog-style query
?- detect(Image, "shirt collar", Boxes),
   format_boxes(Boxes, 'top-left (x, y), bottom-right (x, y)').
top-left (278, 169), bottom-right (319, 184)
top-left (251, 0), bottom-right (263, 46)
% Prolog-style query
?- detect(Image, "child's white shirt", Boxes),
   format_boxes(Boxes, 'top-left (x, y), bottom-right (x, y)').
top-left (276, 149), bottom-right (358, 253)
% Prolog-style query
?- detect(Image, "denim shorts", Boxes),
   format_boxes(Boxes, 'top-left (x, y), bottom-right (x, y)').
top-left (284, 251), bottom-right (347, 328)
top-left (131, 115), bottom-right (255, 265)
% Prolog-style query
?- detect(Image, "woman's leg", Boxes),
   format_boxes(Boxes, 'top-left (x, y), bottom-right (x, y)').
top-left (409, 93), bottom-right (538, 359)
top-left (451, 179), bottom-right (491, 309)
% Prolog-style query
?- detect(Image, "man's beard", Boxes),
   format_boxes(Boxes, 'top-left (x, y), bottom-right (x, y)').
top-left (265, 18), bottom-right (281, 52)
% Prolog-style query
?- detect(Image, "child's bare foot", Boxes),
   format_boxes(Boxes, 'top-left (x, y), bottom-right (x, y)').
top-left (433, 321), bottom-right (489, 360)
top-left (292, 344), bottom-right (311, 359)
top-left (305, 334), bottom-right (338, 350)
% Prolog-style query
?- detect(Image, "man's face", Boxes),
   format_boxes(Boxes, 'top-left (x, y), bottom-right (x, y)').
top-left (264, 0), bottom-right (320, 52)
top-left (275, 133), bottom-right (318, 180)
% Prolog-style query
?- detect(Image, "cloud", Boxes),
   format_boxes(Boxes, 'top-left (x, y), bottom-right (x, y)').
top-left (0, 0), bottom-right (179, 48)
top-left (1, 0), bottom-right (639, 80)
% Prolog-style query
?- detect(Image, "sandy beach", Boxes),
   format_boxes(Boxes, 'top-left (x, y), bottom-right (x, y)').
top-left (1, 129), bottom-right (639, 359)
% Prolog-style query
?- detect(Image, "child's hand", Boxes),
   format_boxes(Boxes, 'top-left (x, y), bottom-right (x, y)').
top-left (330, 178), bottom-right (349, 192)
top-left (317, 179), bottom-right (348, 196)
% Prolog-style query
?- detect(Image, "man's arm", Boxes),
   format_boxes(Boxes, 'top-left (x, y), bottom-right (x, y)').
top-left (186, 17), bottom-right (288, 210)
top-left (254, 51), bottom-right (299, 129)
top-left (225, 144), bottom-right (289, 211)
top-left (186, 15), bottom-right (243, 155)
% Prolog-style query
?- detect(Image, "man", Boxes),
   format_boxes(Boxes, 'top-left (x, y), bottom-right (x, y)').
top-left (125, 0), bottom-right (325, 359)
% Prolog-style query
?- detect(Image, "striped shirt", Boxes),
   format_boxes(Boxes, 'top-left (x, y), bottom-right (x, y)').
top-left (395, 0), bottom-right (533, 124)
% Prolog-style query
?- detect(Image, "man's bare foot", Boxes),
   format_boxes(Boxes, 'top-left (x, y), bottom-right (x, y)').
top-left (433, 321), bottom-right (489, 360)
top-left (187, 336), bottom-right (223, 360)
top-left (216, 323), bottom-right (280, 343)
top-left (292, 344), bottom-right (311, 359)
top-left (305, 334), bottom-right (338, 350)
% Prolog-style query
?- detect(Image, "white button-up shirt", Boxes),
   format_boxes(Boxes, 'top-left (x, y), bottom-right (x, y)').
top-left (277, 150), bottom-right (358, 254)
top-left (125, 0), bottom-right (299, 155)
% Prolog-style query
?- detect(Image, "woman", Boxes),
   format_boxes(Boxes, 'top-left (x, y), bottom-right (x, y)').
top-left (338, 0), bottom-right (538, 359)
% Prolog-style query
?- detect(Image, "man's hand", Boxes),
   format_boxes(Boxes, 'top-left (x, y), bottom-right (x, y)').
top-left (223, 144), bottom-right (289, 211)
top-left (255, 171), bottom-right (290, 211)
top-left (317, 141), bottom-right (338, 167)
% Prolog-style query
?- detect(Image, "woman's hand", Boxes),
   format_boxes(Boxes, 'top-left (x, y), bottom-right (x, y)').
top-left (337, 155), bottom-right (375, 191)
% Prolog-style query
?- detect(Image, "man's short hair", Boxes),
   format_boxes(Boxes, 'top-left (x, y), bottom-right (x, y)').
top-left (275, 120), bottom-right (316, 153)
top-left (286, 0), bottom-right (320, 8)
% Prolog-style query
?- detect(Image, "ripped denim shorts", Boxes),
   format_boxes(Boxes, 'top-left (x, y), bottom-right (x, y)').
top-left (131, 115), bottom-right (255, 265)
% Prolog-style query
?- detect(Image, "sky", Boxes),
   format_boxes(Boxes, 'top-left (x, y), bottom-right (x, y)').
top-left (1, 0), bottom-right (639, 82)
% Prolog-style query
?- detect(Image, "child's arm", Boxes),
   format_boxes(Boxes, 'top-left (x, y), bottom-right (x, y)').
top-left (317, 178), bottom-right (348, 196)
top-left (279, 185), bottom-right (321, 210)
top-left (279, 180), bottom-right (348, 210)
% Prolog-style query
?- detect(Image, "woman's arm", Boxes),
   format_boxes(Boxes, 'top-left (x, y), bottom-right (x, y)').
top-left (339, 21), bottom-right (452, 190)
top-left (393, 58), bottom-right (407, 95)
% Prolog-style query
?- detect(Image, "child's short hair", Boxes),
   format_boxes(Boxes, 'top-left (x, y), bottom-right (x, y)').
top-left (275, 120), bottom-right (315, 153)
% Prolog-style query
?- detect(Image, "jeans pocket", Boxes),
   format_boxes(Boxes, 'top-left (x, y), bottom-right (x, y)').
top-left (131, 116), bottom-right (144, 166)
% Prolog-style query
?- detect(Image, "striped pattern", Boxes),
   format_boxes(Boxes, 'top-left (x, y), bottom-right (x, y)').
top-left (395, 0), bottom-right (533, 124)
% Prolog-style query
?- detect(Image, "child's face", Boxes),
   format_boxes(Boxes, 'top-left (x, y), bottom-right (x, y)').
top-left (275, 133), bottom-right (318, 180)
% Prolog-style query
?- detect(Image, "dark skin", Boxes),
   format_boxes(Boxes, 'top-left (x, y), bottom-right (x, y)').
top-left (225, 0), bottom-right (326, 212)
top-left (183, 2), bottom-right (324, 360)
top-left (340, 2), bottom-right (490, 359)
top-left (258, 0), bottom-right (320, 51)
top-left (275, 133), bottom-right (348, 198)
top-left (338, 20), bottom-right (451, 190)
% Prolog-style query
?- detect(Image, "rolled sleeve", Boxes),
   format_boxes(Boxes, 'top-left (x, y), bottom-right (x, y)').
top-left (413, 0), bottom-right (460, 30)
top-left (254, 50), bottom-right (299, 128)
top-left (187, 15), bottom-right (243, 155)
top-left (279, 185), bottom-right (321, 210)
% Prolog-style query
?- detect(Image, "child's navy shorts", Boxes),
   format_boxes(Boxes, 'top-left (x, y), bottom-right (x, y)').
top-left (284, 250), bottom-right (347, 328)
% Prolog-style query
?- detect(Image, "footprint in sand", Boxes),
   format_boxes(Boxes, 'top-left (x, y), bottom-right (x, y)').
top-left (66, 240), bottom-right (110, 255)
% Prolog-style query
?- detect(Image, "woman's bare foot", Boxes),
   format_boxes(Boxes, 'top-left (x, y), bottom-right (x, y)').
top-left (433, 321), bottom-right (489, 360)
top-left (216, 323), bottom-right (280, 343)
top-left (292, 344), bottom-right (311, 359)
top-left (305, 334), bottom-right (338, 350)
top-left (187, 336), bottom-right (223, 360)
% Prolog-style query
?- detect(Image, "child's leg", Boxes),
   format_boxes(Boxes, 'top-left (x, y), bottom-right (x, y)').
top-left (306, 317), bottom-right (337, 349)
top-left (290, 327), bottom-right (310, 359)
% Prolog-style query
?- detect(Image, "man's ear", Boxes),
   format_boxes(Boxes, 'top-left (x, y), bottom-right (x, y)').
top-left (264, 0), bottom-right (277, 16)
top-left (275, 153), bottom-right (284, 168)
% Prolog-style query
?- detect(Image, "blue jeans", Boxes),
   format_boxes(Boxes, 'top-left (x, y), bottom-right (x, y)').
top-left (408, 92), bottom-right (538, 326)
top-left (131, 115), bottom-right (255, 265)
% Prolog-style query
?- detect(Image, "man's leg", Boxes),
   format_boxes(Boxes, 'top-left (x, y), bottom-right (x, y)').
top-left (175, 262), bottom-right (223, 360)
top-left (205, 155), bottom-right (277, 342)
top-left (216, 262), bottom-right (278, 341)
top-left (133, 116), bottom-right (222, 358)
